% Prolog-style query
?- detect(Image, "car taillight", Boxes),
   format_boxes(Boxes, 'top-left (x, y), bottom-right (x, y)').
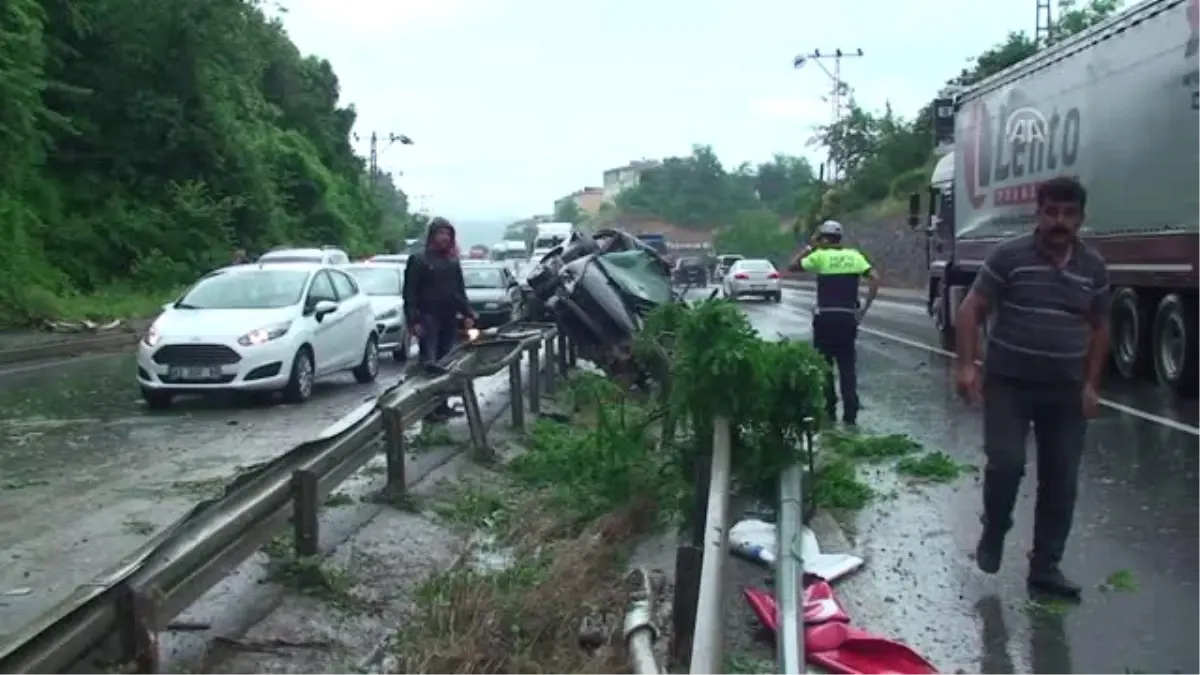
top-left (734, 273), bottom-right (750, 280)
top-left (767, 271), bottom-right (780, 279)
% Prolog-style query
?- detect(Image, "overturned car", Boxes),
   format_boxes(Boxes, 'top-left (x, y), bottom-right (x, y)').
top-left (519, 229), bottom-right (678, 381)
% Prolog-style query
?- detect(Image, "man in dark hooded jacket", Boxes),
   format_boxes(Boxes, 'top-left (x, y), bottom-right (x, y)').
top-left (403, 218), bottom-right (475, 419)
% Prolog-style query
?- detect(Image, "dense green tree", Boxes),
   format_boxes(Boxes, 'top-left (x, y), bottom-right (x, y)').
top-left (712, 209), bottom-right (795, 263)
top-left (553, 199), bottom-right (585, 225)
top-left (0, 0), bottom-right (413, 325)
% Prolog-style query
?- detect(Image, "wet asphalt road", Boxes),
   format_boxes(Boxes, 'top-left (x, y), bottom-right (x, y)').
top-left (0, 352), bottom-right (455, 638)
top-left (734, 289), bottom-right (1199, 674)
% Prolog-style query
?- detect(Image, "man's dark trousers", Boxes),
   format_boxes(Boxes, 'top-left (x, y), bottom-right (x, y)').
top-left (981, 375), bottom-right (1086, 571)
top-left (812, 313), bottom-right (859, 424)
top-left (417, 312), bottom-right (458, 364)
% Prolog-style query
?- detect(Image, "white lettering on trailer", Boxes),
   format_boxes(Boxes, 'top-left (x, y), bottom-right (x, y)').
top-left (1005, 107), bottom-right (1049, 146)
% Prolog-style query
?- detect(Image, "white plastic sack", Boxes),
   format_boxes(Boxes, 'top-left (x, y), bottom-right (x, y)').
top-left (728, 518), bottom-right (864, 582)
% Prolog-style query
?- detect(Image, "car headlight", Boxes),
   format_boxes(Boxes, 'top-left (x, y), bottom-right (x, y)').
top-left (238, 321), bottom-right (292, 347)
top-left (143, 324), bottom-right (162, 347)
top-left (376, 307), bottom-right (399, 321)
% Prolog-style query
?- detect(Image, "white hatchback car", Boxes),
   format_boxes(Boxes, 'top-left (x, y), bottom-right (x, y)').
top-left (722, 258), bottom-right (783, 303)
top-left (137, 263), bottom-right (380, 408)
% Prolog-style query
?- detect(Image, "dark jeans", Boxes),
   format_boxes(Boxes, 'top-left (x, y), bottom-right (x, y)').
top-left (417, 312), bottom-right (458, 364)
top-left (812, 313), bottom-right (859, 423)
top-left (981, 375), bottom-right (1086, 570)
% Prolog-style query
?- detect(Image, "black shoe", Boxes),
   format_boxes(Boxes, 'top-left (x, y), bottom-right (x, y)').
top-left (975, 528), bottom-right (1005, 574)
top-left (423, 408), bottom-right (449, 424)
top-left (1027, 567), bottom-right (1082, 600)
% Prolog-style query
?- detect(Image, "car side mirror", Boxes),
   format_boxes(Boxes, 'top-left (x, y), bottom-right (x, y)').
top-left (312, 299), bottom-right (338, 321)
top-left (907, 193), bottom-right (921, 230)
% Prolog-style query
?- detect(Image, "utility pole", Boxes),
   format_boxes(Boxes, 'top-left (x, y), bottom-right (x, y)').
top-left (354, 132), bottom-right (413, 181)
top-left (1035, 0), bottom-right (1055, 46)
top-left (793, 48), bottom-right (865, 183)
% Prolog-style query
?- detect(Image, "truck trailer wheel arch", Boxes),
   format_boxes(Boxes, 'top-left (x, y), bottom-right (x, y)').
top-left (1109, 287), bottom-right (1149, 380)
top-left (1150, 293), bottom-right (1198, 396)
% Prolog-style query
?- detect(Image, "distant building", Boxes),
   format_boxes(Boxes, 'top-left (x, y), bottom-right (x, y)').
top-left (554, 187), bottom-right (605, 216)
top-left (602, 159), bottom-right (661, 202)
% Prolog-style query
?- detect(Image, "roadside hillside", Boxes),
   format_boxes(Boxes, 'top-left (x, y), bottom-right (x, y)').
top-left (835, 213), bottom-right (927, 290)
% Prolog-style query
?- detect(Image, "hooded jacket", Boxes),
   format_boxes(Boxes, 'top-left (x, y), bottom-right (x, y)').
top-left (402, 219), bottom-right (472, 323)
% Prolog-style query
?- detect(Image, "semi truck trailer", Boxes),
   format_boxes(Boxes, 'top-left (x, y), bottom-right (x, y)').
top-left (908, 0), bottom-right (1199, 395)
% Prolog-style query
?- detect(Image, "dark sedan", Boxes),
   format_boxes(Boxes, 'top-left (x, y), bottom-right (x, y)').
top-left (464, 263), bottom-right (521, 328)
top-left (672, 257), bottom-right (708, 286)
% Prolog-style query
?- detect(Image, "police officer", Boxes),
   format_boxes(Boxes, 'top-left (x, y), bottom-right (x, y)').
top-left (790, 220), bottom-right (880, 426)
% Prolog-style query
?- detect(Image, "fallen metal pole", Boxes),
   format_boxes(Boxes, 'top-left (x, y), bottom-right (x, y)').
top-left (624, 567), bottom-right (661, 675)
top-left (688, 416), bottom-right (731, 674)
top-left (777, 459), bottom-right (806, 675)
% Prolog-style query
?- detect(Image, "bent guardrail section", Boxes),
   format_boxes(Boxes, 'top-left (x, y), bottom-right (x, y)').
top-left (0, 323), bottom-right (569, 674)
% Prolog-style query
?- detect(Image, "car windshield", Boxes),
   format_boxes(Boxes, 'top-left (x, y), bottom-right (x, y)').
top-left (177, 269), bottom-right (310, 309)
top-left (736, 260), bottom-right (774, 271)
top-left (346, 267), bottom-right (401, 296)
top-left (463, 267), bottom-right (506, 288)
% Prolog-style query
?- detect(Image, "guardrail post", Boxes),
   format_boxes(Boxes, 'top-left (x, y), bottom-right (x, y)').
top-left (462, 379), bottom-right (489, 457)
top-left (527, 341), bottom-right (542, 415)
top-left (689, 416), bottom-right (732, 674)
top-left (117, 585), bottom-right (160, 673)
top-left (556, 333), bottom-right (570, 377)
top-left (671, 422), bottom-right (712, 666)
top-left (381, 405), bottom-right (408, 495)
top-left (508, 358), bottom-right (525, 432)
top-left (291, 469), bottom-right (320, 557)
top-left (568, 336), bottom-right (578, 368)
top-left (543, 335), bottom-right (557, 395)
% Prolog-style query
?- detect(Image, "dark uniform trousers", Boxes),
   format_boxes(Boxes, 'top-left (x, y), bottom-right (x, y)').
top-left (982, 374), bottom-right (1086, 569)
top-left (812, 312), bottom-right (860, 423)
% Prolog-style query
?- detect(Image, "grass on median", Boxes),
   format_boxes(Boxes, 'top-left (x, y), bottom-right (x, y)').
top-left (1, 284), bottom-right (179, 328)
top-left (393, 379), bottom-right (682, 674)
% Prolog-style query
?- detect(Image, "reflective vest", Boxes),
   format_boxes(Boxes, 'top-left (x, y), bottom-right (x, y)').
top-left (800, 247), bottom-right (872, 315)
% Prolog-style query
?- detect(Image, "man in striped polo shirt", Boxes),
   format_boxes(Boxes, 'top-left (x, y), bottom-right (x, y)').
top-left (954, 176), bottom-right (1111, 599)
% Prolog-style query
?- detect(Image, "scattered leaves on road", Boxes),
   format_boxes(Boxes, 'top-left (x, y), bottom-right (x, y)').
top-left (897, 451), bottom-right (971, 483)
top-left (1100, 569), bottom-right (1138, 593)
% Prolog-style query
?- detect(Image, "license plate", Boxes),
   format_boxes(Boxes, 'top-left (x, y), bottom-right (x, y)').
top-left (169, 366), bottom-right (223, 381)
top-left (752, 284), bottom-right (768, 290)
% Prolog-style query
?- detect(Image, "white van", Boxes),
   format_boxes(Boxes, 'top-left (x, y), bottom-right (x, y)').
top-left (531, 222), bottom-right (574, 252)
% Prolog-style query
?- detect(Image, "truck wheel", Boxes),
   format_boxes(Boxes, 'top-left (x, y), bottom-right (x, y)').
top-left (1150, 293), bottom-right (1198, 396)
top-left (1110, 287), bottom-right (1148, 380)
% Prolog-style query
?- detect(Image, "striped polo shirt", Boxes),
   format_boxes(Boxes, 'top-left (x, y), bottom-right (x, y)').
top-left (971, 233), bottom-right (1110, 383)
top-left (800, 247), bottom-right (873, 316)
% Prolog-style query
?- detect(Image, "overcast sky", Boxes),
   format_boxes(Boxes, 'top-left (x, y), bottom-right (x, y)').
top-left (278, 0), bottom-right (1035, 222)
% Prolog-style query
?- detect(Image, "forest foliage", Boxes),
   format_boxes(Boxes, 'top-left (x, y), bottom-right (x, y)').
top-left (0, 0), bottom-right (419, 326)
top-left (605, 0), bottom-right (1120, 243)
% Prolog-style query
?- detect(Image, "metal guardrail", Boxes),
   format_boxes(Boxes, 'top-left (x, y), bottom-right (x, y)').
top-left (0, 322), bottom-right (570, 674)
top-left (674, 421), bottom-right (812, 675)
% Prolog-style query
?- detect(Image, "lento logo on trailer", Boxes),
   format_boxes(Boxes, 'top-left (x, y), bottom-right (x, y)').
top-left (1005, 107), bottom-right (1049, 147)
top-left (961, 96), bottom-right (1081, 209)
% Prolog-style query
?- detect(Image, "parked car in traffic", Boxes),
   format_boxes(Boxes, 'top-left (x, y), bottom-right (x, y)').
top-left (722, 258), bottom-right (782, 302)
top-left (464, 263), bottom-right (522, 328)
top-left (136, 262), bottom-right (380, 408)
top-left (258, 246), bottom-right (351, 265)
top-left (672, 257), bottom-right (708, 287)
top-left (344, 263), bottom-right (409, 363)
top-left (714, 253), bottom-right (745, 279)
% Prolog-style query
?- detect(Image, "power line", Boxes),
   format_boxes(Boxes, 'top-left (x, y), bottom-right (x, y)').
top-left (793, 48), bottom-right (865, 183)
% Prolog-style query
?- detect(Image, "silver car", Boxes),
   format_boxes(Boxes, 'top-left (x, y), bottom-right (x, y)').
top-left (722, 259), bottom-right (782, 302)
top-left (344, 264), bottom-right (410, 362)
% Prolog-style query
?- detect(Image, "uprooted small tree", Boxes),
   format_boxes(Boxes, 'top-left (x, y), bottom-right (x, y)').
top-left (392, 297), bottom-right (831, 673)
top-left (638, 298), bottom-right (830, 511)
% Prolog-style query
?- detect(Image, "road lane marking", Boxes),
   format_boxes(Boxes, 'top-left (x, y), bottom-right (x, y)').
top-left (774, 302), bottom-right (1200, 437)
